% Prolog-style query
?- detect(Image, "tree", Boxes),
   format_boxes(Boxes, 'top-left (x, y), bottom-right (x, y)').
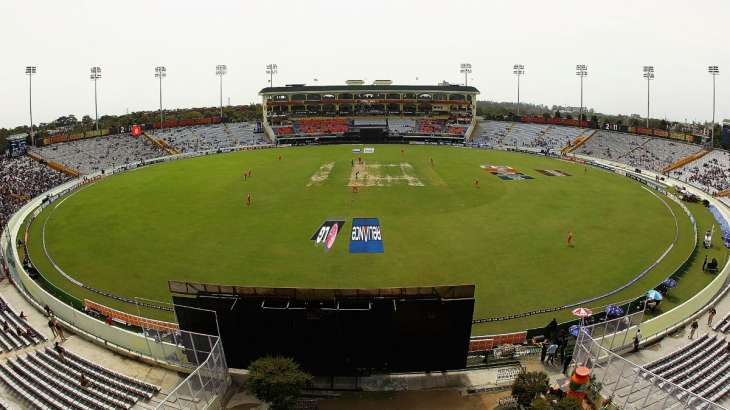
top-left (245, 356), bottom-right (312, 410)
top-left (554, 396), bottom-right (582, 410)
top-left (530, 396), bottom-right (582, 410)
top-left (512, 370), bottom-right (549, 406)
top-left (82, 115), bottom-right (94, 129)
top-left (530, 397), bottom-right (553, 409)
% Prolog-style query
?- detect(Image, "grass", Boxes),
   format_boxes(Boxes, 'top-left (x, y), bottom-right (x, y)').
top-left (24, 145), bottom-right (702, 332)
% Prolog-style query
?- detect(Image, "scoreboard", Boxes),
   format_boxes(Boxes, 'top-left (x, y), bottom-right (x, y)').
top-left (7, 134), bottom-right (27, 157)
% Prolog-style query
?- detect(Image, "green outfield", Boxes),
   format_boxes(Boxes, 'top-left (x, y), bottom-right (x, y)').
top-left (24, 145), bottom-right (704, 334)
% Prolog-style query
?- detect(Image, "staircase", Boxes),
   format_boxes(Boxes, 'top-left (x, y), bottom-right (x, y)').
top-left (142, 132), bottom-right (179, 155)
top-left (617, 135), bottom-right (652, 160)
top-left (27, 151), bottom-right (80, 177)
top-left (561, 129), bottom-right (596, 155)
top-left (497, 123), bottom-right (516, 145)
top-left (662, 149), bottom-right (710, 173)
top-left (715, 188), bottom-right (730, 197)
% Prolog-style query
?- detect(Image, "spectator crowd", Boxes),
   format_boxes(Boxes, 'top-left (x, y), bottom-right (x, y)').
top-left (0, 156), bottom-right (70, 230)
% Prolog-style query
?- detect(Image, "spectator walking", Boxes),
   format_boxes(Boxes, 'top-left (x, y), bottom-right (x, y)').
top-left (47, 318), bottom-right (57, 338)
top-left (53, 318), bottom-right (66, 341)
top-left (708, 307), bottom-right (717, 327)
top-left (689, 320), bottom-right (699, 339)
top-left (546, 343), bottom-right (559, 365)
top-left (562, 353), bottom-right (573, 375)
top-left (54, 341), bottom-right (66, 361)
top-left (540, 340), bottom-right (548, 363)
top-left (633, 329), bottom-right (641, 352)
top-left (79, 371), bottom-right (89, 388)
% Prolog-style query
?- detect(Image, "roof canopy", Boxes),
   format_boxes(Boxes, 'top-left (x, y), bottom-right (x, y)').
top-left (260, 84), bottom-right (479, 94)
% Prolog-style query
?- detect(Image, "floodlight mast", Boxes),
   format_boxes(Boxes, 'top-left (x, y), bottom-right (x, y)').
top-left (90, 67), bottom-right (102, 131)
top-left (155, 66), bottom-right (167, 131)
top-left (709, 65), bottom-right (720, 147)
top-left (513, 64), bottom-right (525, 116)
top-left (25, 66), bottom-right (37, 146)
top-left (576, 65), bottom-right (588, 127)
top-left (460, 63), bottom-right (472, 87)
top-left (266, 64), bottom-right (278, 87)
top-left (643, 66), bottom-right (654, 128)
top-left (216, 65), bottom-right (227, 119)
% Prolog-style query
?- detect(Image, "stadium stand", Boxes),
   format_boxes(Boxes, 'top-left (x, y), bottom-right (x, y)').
top-left (472, 121), bottom-right (589, 152)
top-left (0, 347), bottom-right (161, 409)
top-left (620, 138), bottom-right (702, 173)
top-left (714, 311), bottom-right (730, 333)
top-left (0, 156), bottom-right (71, 231)
top-left (574, 131), bottom-right (652, 161)
top-left (415, 119), bottom-right (445, 134)
top-left (671, 149), bottom-right (730, 194)
top-left (472, 121), bottom-right (511, 146)
top-left (638, 334), bottom-right (730, 407)
top-left (273, 126), bottom-right (294, 136)
top-left (0, 296), bottom-right (45, 352)
top-left (446, 124), bottom-right (468, 136)
top-left (577, 132), bottom-right (701, 173)
top-left (30, 133), bottom-right (166, 175)
top-left (158, 122), bottom-right (265, 153)
top-left (296, 118), bottom-right (350, 135)
top-left (387, 119), bottom-right (415, 135)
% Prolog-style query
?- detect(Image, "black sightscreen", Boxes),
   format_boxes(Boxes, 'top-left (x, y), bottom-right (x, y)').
top-left (173, 288), bottom-right (474, 375)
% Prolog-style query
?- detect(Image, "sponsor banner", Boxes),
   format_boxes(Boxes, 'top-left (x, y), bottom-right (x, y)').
top-left (481, 164), bottom-right (534, 180)
top-left (364, 147), bottom-right (375, 154)
top-left (536, 169), bottom-right (571, 177)
top-left (310, 220), bottom-right (346, 251)
top-left (352, 148), bottom-right (362, 154)
top-left (349, 218), bottom-right (384, 253)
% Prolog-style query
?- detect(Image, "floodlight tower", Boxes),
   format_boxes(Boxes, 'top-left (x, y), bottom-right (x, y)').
top-left (216, 65), bottom-right (227, 119)
top-left (643, 66), bottom-right (654, 128)
top-left (513, 64), bottom-right (525, 116)
top-left (460, 63), bottom-right (472, 86)
top-left (155, 66), bottom-right (166, 131)
top-left (90, 66), bottom-right (102, 131)
top-left (25, 66), bottom-right (37, 146)
top-left (576, 65), bottom-right (588, 126)
top-left (266, 64), bottom-right (278, 87)
top-left (709, 65), bottom-right (720, 147)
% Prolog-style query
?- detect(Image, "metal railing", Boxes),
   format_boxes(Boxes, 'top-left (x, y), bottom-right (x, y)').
top-left (155, 334), bottom-right (230, 410)
top-left (573, 314), bottom-right (728, 410)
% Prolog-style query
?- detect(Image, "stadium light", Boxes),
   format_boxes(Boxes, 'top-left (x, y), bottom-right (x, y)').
top-left (155, 66), bottom-right (167, 131)
top-left (513, 64), bottom-right (525, 116)
top-left (216, 65), bottom-right (227, 119)
top-left (576, 65), bottom-right (588, 127)
top-left (90, 67), bottom-right (102, 131)
top-left (25, 66), bottom-right (37, 146)
top-left (709, 65), bottom-right (720, 147)
top-left (642, 66), bottom-right (654, 129)
top-left (460, 63), bottom-right (472, 87)
top-left (266, 64), bottom-right (278, 87)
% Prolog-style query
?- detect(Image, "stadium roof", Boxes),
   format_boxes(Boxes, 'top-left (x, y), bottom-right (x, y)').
top-left (260, 84), bottom-right (479, 94)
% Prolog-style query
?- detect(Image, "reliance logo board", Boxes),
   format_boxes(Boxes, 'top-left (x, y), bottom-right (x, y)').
top-left (349, 218), bottom-right (384, 253)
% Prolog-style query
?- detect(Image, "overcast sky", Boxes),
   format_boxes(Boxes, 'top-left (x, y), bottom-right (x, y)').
top-left (1, 0), bottom-right (727, 128)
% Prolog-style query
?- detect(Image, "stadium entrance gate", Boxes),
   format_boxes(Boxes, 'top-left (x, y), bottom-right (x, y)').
top-left (169, 281), bottom-right (475, 375)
